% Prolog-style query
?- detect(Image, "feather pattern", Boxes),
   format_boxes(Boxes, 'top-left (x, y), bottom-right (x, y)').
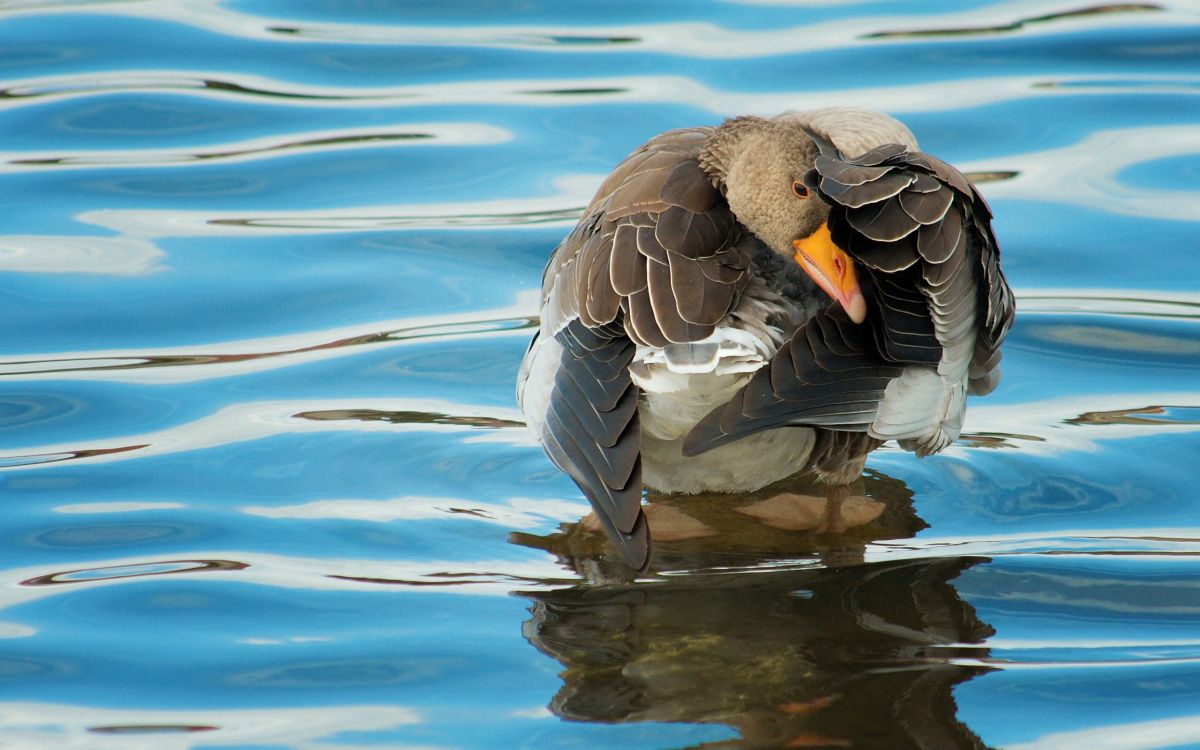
top-left (542, 320), bottom-right (650, 568)
top-left (526, 128), bottom-right (759, 568)
top-left (684, 126), bottom-right (1015, 459)
top-left (540, 130), bottom-right (750, 347)
top-left (682, 308), bottom-right (905, 456)
top-left (520, 110), bottom-right (1015, 568)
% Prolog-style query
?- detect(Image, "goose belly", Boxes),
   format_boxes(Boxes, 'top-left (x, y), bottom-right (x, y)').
top-left (642, 422), bottom-right (815, 494)
top-left (634, 368), bottom-right (815, 494)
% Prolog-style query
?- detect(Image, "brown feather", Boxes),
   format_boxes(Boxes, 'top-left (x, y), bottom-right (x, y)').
top-left (646, 259), bottom-right (711, 343)
top-left (899, 185), bottom-right (954, 226)
top-left (847, 195), bottom-right (920, 242)
top-left (609, 223), bottom-right (647, 296)
top-left (634, 225), bottom-right (669, 266)
top-left (667, 250), bottom-right (718, 326)
top-left (916, 204), bottom-right (964, 265)
top-left (660, 159), bottom-right (718, 212)
top-left (622, 291), bottom-right (671, 348)
top-left (539, 320), bottom-right (650, 568)
top-left (813, 156), bottom-right (892, 186)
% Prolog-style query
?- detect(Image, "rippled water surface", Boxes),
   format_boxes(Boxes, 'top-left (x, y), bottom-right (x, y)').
top-left (2, 1), bottom-right (1200, 748)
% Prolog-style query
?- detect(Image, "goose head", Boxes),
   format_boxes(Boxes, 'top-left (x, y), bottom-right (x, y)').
top-left (701, 108), bottom-right (919, 324)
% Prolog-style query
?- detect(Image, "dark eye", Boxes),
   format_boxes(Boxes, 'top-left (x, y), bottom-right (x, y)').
top-left (791, 180), bottom-right (810, 199)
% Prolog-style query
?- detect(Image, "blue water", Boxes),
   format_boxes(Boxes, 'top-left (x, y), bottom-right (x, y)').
top-left (1, 2), bottom-right (1199, 748)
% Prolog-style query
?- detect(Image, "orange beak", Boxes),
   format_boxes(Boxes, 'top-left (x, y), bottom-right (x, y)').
top-left (792, 222), bottom-right (867, 324)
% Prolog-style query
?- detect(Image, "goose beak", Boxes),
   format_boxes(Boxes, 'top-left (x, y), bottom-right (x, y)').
top-left (792, 222), bottom-right (867, 324)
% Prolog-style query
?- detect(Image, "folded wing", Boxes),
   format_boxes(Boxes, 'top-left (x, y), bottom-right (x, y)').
top-left (523, 129), bottom-right (753, 568)
top-left (684, 134), bottom-right (1015, 458)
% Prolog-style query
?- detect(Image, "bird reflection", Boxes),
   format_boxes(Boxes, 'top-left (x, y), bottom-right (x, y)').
top-left (515, 468), bottom-right (925, 580)
top-left (514, 472), bottom-right (994, 749)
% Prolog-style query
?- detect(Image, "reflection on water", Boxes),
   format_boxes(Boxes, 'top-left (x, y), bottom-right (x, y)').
top-left (20, 559), bottom-right (246, 587)
top-left (520, 557), bottom-right (993, 750)
top-left (10, 129), bottom-right (444, 168)
top-left (515, 473), bottom-right (992, 747)
top-left (1, 0), bottom-right (1199, 747)
top-left (88, 724), bottom-right (217, 734)
top-left (863, 3), bottom-right (1164, 39)
top-left (515, 470), bottom-right (924, 579)
top-left (1068, 404), bottom-right (1200, 426)
top-left (294, 407), bottom-right (524, 429)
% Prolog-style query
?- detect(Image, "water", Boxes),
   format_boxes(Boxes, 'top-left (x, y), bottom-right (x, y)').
top-left (1, 1), bottom-right (1198, 747)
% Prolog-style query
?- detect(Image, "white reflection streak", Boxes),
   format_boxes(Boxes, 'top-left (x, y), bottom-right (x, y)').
top-left (0, 623), bottom-right (35, 639)
top-left (961, 390), bottom-right (1200, 456)
top-left (988, 637), bottom-right (1200, 650)
top-left (1014, 289), bottom-right (1200, 318)
top-left (0, 123), bottom-right (511, 171)
top-left (1008, 715), bottom-right (1200, 750)
top-left (0, 703), bottom-right (423, 750)
top-left (0, 550), bottom-right (574, 611)
top-left (11, 68), bottom-right (1196, 118)
top-left (964, 124), bottom-right (1200, 222)
top-left (0, 397), bottom-right (530, 472)
top-left (0, 235), bottom-right (164, 275)
top-left (243, 496), bottom-right (587, 529)
top-left (0, 375), bottom-right (1189, 473)
top-left (75, 175), bottom-right (597, 237)
top-left (864, 528), bottom-right (1200, 567)
top-left (0, 290), bottom-right (540, 384)
top-left (959, 655), bottom-right (1200, 670)
top-left (54, 501), bottom-right (185, 514)
top-left (6, 0), bottom-right (1193, 56)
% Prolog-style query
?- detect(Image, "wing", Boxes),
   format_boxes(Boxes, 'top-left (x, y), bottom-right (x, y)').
top-left (524, 129), bottom-right (750, 568)
top-left (542, 320), bottom-right (649, 569)
top-left (681, 307), bottom-right (905, 455)
top-left (684, 135), bottom-right (1015, 457)
top-left (964, 185), bottom-right (1016, 395)
top-left (541, 128), bottom-right (751, 346)
top-left (811, 137), bottom-right (1015, 387)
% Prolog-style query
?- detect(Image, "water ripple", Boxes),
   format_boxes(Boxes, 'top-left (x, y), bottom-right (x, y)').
top-left (0, 2), bottom-right (1197, 747)
top-left (4, 123), bottom-right (511, 170)
top-left (64, 1), bottom-right (1190, 56)
top-left (89, 724), bottom-right (217, 734)
top-left (0, 702), bottom-right (421, 749)
top-left (0, 73), bottom-right (381, 104)
top-left (1068, 404), bottom-right (1200, 426)
top-left (76, 190), bottom-right (592, 235)
top-left (0, 304), bottom-right (537, 382)
top-left (0, 235), bottom-right (163, 275)
top-left (9, 69), bottom-right (1197, 121)
top-left (20, 559), bottom-right (246, 587)
top-left (864, 3), bottom-right (1165, 40)
top-left (0, 397), bottom-right (530, 471)
top-left (965, 123), bottom-right (1200, 221)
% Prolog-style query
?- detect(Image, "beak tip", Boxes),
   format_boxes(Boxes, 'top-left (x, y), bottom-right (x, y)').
top-left (845, 293), bottom-right (868, 324)
top-left (794, 225), bottom-right (868, 324)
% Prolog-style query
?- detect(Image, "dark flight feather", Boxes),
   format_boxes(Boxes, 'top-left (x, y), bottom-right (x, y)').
top-left (684, 127), bottom-right (1015, 457)
top-left (533, 128), bottom-right (756, 567)
top-left (542, 319), bottom-right (650, 569)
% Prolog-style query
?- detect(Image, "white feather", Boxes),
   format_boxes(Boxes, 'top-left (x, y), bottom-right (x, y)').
top-left (642, 424), bottom-right (815, 494)
top-left (870, 365), bottom-right (966, 457)
top-left (515, 332), bottom-right (562, 438)
top-left (632, 277), bottom-right (798, 430)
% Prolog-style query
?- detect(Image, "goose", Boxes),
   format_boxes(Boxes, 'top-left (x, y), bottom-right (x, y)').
top-left (517, 107), bottom-right (1015, 570)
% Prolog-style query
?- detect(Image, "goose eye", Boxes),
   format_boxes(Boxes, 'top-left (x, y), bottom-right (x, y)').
top-left (791, 180), bottom-right (810, 199)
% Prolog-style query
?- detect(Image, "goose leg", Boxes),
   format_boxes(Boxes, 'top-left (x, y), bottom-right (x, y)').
top-left (815, 484), bottom-right (851, 533)
top-left (736, 485), bottom-right (883, 532)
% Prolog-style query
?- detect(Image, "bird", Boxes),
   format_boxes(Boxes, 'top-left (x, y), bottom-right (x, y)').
top-left (516, 107), bottom-right (1015, 571)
